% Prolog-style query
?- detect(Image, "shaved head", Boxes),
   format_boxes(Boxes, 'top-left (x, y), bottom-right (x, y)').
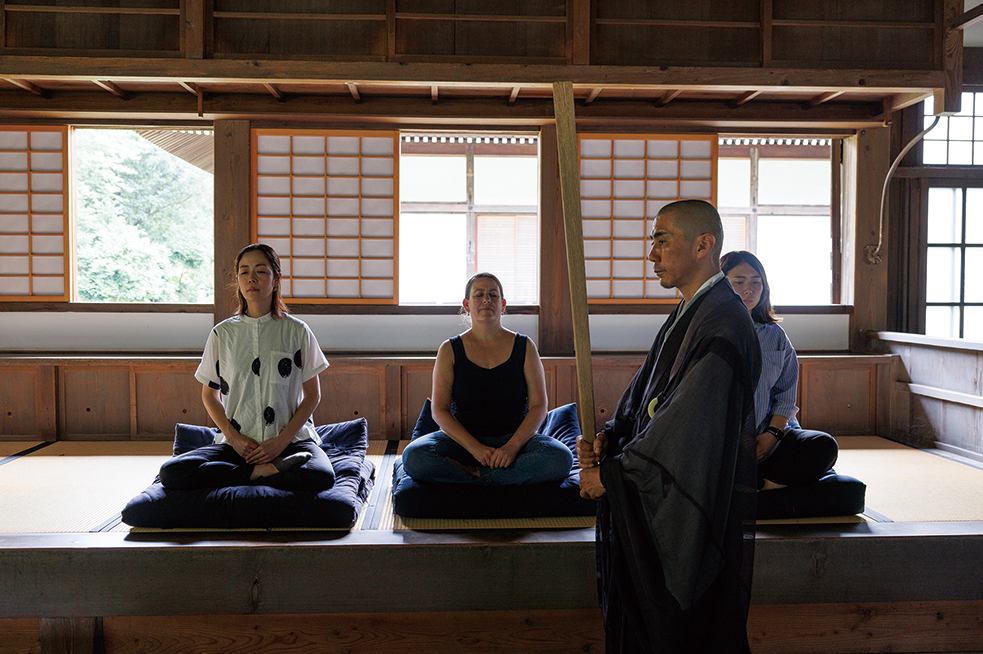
top-left (657, 200), bottom-right (723, 261)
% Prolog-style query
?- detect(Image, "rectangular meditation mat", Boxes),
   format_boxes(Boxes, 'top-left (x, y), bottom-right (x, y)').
top-left (0, 441), bottom-right (172, 533)
top-left (834, 436), bottom-right (983, 522)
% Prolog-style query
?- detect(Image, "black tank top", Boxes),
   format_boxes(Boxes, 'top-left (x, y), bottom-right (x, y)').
top-left (450, 333), bottom-right (528, 439)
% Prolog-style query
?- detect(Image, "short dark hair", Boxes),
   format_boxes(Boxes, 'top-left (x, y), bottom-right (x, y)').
top-left (234, 243), bottom-right (289, 318)
top-left (720, 250), bottom-right (780, 324)
top-left (659, 199), bottom-right (724, 260)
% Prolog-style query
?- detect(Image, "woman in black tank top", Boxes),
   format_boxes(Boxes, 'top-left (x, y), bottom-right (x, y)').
top-left (401, 273), bottom-right (574, 485)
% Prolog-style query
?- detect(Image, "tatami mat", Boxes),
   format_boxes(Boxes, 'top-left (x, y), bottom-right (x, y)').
top-left (0, 441), bottom-right (43, 458)
top-left (835, 436), bottom-right (983, 522)
top-left (0, 441), bottom-right (171, 533)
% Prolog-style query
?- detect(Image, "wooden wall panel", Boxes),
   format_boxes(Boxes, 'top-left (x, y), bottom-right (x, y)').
top-left (95, 600), bottom-right (983, 654)
top-left (0, 368), bottom-right (38, 438)
top-left (400, 361), bottom-right (434, 439)
top-left (134, 367), bottom-right (209, 438)
top-left (799, 361), bottom-right (876, 434)
top-left (591, 359), bottom-right (639, 432)
top-left (59, 368), bottom-right (130, 439)
top-left (315, 364), bottom-right (385, 439)
top-left (0, 618), bottom-right (40, 654)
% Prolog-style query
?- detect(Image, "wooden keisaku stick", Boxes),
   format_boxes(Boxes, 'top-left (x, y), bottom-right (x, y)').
top-left (552, 81), bottom-right (596, 443)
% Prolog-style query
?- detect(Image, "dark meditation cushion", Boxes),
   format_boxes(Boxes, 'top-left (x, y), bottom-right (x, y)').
top-left (121, 418), bottom-right (375, 529)
top-left (391, 400), bottom-right (596, 519)
top-left (756, 471), bottom-right (866, 520)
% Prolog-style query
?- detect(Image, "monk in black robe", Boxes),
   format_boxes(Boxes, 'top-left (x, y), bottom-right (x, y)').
top-left (578, 200), bottom-right (761, 653)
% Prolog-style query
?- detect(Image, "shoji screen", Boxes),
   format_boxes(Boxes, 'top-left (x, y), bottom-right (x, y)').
top-left (252, 129), bottom-right (398, 303)
top-left (0, 126), bottom-right (69, 301)
top-left (579, 134), bottom-right (717, 303)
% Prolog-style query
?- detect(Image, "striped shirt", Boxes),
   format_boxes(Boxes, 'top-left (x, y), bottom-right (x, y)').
top-left (753, 321), bottom-right (800, 433)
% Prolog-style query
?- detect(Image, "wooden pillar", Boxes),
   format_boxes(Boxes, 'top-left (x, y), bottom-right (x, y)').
top-left (942, 0), bottom-right (964, 114)
top-left (551, 81), bottom-right (595, 440)
top-left (40, 617), bottom-right (98, 654)
top-left (569, 0), bottom-right (590, 65)
top-left (213, 120), bottom-right (252, 325)
top-left (539, 125), bottom-right (574, 356)
top-left (843, 127), bottom-right (891, 353)
top-left (181, 0), bottom-right (209, 59)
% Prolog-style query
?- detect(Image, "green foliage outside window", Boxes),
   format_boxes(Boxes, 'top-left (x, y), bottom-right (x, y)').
top-left (74, 129), bottom-right (214, 303)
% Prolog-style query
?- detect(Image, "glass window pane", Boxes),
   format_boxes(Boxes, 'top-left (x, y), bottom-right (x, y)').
top-left (475, 214), bottom-right (539, 304)
top-left (398, 213), bottom-right (466, 303)
top-left (473, 156), bottom-right (538, 206)
top-left (964, 307), bottom-right (983, 341)
top-left (926, 246), bottom-right (961, 302)
top-left (927, 187), bottom-right (962, 243)
top-left (949, 116), bottom-right (974, 141)
top-left (966, 189), bottom-right (983, 244)
top-left (949, 141), bottom-right (973, 165)
top-left (756, 215), bottom-right (831, 304)
top-left (721, 214), bottom-right (749, 253)
top-left (758, 159), bottom-right (831, 205)
top-left (958, 91), bottom-right (975, 117)
top-left (923, 115), bottom-right (947, 140)
top-left (923, 141), bottom-right (948, 164)
top-left (717, 158), bottom-right (751, 208)
top-left (925, 306), bottom-right (959, 339)
top-left (74, 128), bottom-right (214, 303)
top-left (965, 247), bottom-right (983, 302)
top-left (399, 156), bottom-right (466, 202)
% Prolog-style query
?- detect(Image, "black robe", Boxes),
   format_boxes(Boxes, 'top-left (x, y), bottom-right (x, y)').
top-left (596, 277), bottom-right (761, 654)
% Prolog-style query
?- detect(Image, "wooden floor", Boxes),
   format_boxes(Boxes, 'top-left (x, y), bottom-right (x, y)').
top-left (1, 436), bottom-right (982, 653)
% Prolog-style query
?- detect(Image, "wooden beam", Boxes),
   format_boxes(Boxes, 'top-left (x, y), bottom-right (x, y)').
top-left (182, 0), bottom-right (206, 58)
top-left (0, 91), bottom-right (887, 128)
top-left (570, 0), bottom-right (590, 65)
top-left (431, 84), bottom-right (438, 104)
top-left (943, 0), bottom-right (964, 114)
top-left (761, 0), bottom-right (773, 65)
top-left (346, 82), bottom-right (362, 102)
top-left (385, 0), bottom-right (396, 60)
top-left (583, 87), bottom-right (601, 104)
top-left (551, 81), bottom-right (595, 442)
top-left (263, 83), bottom-right (284, 101)
top-left (655, 89), bottom-right (682, 107)
top-left (886, 91), bottom-right (930, 114)
top-left (177, 81), bottom-right (198, 95)
top-left (213, 120), bottom-right (252, 325)
top-left (806, 90), bottom-right (843, 108)
top-left (508, 86), bottom-right (520, 106)
top-left (0, 56), bottom-right (948, 93)
top-left (538, 125), bottom-right (574, 356)
top-left (729, 90), bottom-right (762, 108)
top-left (4, 78), bottom-right (47, 97)
top-left (92, 80), bottom-right (129, 99)
top-left (950, 2), bottom-right (983, 31)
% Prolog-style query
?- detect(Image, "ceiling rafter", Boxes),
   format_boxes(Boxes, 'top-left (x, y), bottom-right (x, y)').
top-left (263, 82), bottom-right (285, 101)
top-left (729, 90), bottom-right (762, 108)
top-left (806, 90), bottom-right (844, 108)
top-left (654, 89), bottom-right (682, 107)
top-left (346, 82), bottom-right (361, 102)
top-left (431, 84), bottom-right (438, 104)
top-left (92, 80), bottom-right (129, 99)
top-left (508, 86), bottom-right (520, 106)
top-left (4, 78), bottom-right (47, 97)
top-left (584, 87), bottom-right (602, 104)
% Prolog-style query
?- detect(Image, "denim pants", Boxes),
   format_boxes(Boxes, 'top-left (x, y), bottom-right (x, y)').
top-left (401, 430), bottom-right (574, 485)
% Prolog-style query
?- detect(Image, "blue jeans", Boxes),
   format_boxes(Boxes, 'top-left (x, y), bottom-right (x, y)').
top-left (401, 430), bottom-right (574, 485)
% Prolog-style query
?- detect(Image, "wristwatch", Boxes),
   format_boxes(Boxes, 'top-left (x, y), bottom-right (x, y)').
top-left (764, 425), bottom-right (785, 441)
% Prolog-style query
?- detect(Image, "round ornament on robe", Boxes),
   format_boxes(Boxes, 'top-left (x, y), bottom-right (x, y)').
top-left (647, 397), bottom-right (660, 418)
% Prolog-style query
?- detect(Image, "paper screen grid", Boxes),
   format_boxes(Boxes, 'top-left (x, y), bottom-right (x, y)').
top-left (579, 134), bottom-right (716, 302)
top-left (0, 126), bottom-right (68, 301)
top-left (253, 129), bottom-right (398, 303)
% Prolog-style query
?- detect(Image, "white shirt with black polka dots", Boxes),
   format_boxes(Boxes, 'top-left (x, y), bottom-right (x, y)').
top-left (194, 313), bottom-right (329, 445)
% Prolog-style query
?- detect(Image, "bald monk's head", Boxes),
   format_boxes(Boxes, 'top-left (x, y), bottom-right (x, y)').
top-left (648, 200), bottom-right (724, 300)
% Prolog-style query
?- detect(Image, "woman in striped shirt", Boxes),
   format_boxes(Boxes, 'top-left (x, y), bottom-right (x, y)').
top-left (721, 250), bottom-right (838, 488)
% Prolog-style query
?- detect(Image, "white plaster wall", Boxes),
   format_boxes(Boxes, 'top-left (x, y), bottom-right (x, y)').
top-left (0, 311), bottom-right (848, 352)
top-left (589, 312), bottom-right (850, 352)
